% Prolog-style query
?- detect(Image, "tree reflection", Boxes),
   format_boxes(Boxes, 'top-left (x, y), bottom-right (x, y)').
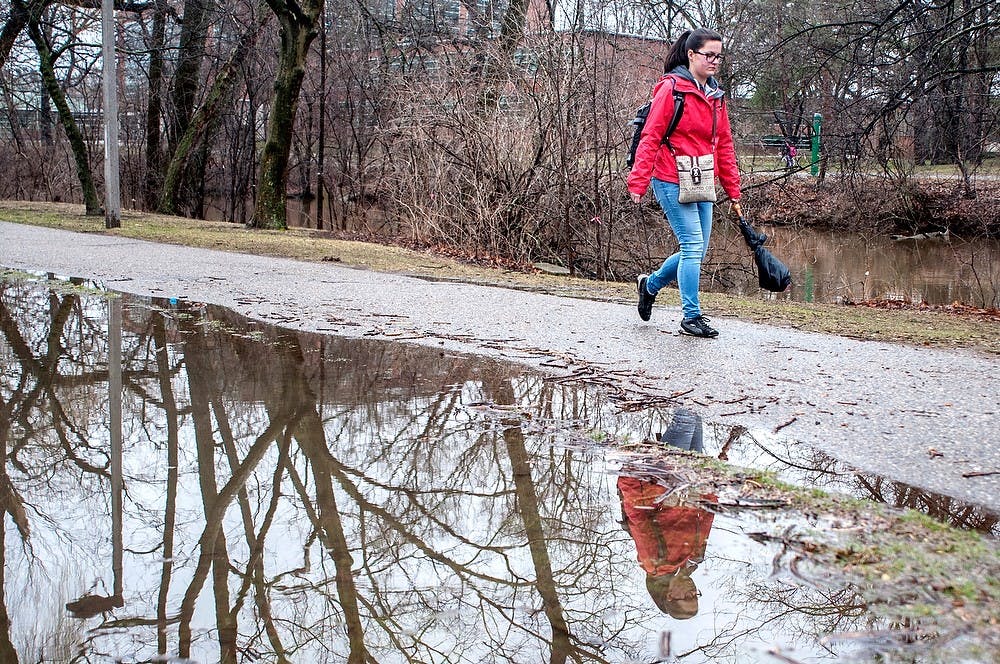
top-left (2, 279), bottom-right (966, 662)
top-left (150, 308), bottom-right (182, 654)
top-left (0, 518), bottom-right (16, 663)
top-left (854, 474), bottom-right (1000, 535)
top-left (488, 375), bottom-right (573, 664)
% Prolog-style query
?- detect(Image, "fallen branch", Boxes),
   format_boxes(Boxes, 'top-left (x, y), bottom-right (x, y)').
top-left (773, 417), bottom-right (797, 433)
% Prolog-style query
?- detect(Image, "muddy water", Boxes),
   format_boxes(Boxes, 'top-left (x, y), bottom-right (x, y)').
top-left (0, 276), bottom-right (993, 662)
top-left (704, 225), bottom-right (1000, 308)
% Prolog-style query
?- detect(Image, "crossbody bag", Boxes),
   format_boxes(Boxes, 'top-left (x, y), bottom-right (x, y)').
top-left (668, 97), bottom-right (720, 203)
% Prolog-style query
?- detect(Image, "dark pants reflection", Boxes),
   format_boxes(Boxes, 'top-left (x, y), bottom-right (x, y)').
top-left (657, 408), bottom-right (703, 453)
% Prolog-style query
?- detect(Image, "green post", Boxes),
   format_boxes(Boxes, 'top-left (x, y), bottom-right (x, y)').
top-left (811, 113), bottom-right (822, 176)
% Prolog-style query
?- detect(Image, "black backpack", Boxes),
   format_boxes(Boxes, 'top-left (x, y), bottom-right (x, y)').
top-left (626, 78), bottom-right (685, 168)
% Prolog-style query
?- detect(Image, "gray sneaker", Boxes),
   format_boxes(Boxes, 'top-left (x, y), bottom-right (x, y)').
top-left (637, 275), bottom-right (655, 321)
top-left (680, 315), bottom-right (719, 338)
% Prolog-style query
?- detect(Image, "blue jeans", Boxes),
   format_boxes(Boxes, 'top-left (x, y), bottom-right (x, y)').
top-left (645, 179), bottom-right (714, 319)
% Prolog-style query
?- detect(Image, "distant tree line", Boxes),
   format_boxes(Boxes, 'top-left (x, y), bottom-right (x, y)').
top-left (0, 0), bottom-right (996, 274)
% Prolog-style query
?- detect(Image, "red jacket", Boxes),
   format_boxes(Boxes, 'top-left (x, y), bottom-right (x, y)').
top-left (627, 72), bottom-right (741, 201)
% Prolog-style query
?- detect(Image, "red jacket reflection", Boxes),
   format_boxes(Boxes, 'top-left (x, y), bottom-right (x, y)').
top-left (618, 476), bottom-right (716, 576)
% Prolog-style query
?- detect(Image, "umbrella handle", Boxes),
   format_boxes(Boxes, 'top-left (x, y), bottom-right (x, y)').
top-left (730, 200), bottom-right (744, 218)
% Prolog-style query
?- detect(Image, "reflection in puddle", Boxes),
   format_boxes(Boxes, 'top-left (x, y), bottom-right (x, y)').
top-left (618, 457), bottom-right (716, 621)
top-left (0, 275), bottom-right (991, 662)
top-left (717, 427), bottom-right (1000, 536)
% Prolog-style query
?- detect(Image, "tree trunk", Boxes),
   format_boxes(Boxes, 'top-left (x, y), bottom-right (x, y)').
top-left (158, 76), bottom-right (232, 214)
top-left (39, 77), bottom-right (52, 146)
top-left (169, 0), bottom-right (214, 148)
top-left (250, 0), bottom-right (323, 230)
top-left (478, 0), bottom-right (529, 109)
top-left (166, 0), bottom-right (216, 214)
top-left (143, 0), bottom-right (167, 210)
top-left (159, 11), bottom-right (269, 215)
top-left (315, 8), bottom-right (326, 230)
top-left (27, 15), bottom-right (101, 215)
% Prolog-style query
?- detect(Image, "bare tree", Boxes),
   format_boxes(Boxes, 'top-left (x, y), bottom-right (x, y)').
top-left (249, 0), bottom-right (324, 229)
top-left (20, 0), bottom-right (102, 214)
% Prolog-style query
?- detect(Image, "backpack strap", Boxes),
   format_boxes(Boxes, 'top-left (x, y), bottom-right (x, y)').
top-left (662, 77), bottom-right (685, 152)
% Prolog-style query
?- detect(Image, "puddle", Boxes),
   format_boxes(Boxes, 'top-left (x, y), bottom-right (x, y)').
top-left (0, 274), bottom-right (995, 662)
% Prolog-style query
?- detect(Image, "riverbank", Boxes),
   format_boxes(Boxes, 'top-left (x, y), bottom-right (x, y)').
top-left (2, 200), bottom-right (997, 355)
top-left (745, 175), bottom-right (1000, 237)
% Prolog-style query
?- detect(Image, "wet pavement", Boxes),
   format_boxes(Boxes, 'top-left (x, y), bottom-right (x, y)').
top-left (1, 221), bottom-right (999, 515)
top-left (2, 281), bottom-right (993, 662)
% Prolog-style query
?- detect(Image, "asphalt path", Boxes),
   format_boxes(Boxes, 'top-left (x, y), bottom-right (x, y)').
top-left (2, 221), bottom-right (999, 511)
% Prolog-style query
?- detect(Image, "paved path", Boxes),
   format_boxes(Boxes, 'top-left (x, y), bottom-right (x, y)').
top-left (2, 221), bottom-right (999, 510)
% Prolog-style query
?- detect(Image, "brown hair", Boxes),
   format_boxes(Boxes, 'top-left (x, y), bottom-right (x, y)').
top-left (646, 573), bottom-right (699, 619)
top-left (663, 27), bottom-right (724, 73)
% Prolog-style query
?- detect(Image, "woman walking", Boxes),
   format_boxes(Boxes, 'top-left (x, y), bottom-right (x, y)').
top-left (627, 28), bottom-right (742, 338)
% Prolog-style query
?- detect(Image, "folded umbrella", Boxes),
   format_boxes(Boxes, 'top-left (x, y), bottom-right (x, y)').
top-left (737, 216), bottom-right (791, 292)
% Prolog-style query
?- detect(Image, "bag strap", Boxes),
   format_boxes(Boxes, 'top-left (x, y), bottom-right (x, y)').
top-left (671, 83), bottom-right (721, 153)
top-left (710, 98), bottom-right (720, 150)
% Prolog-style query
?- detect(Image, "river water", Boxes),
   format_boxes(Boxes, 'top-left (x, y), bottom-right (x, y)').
top-left (706, 225), bottom-right (1000, 307)
top-left (2, 275), bottom-right (995, 662)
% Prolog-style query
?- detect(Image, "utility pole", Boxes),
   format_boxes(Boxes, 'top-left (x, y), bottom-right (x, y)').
top-left (102, 0), bottom-right (121, 228)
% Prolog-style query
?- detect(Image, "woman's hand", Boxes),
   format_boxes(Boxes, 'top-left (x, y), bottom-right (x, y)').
top-left (730, 200), bottom-right (743, 218)
top-left (630, 191), bottom-right (643, 204)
